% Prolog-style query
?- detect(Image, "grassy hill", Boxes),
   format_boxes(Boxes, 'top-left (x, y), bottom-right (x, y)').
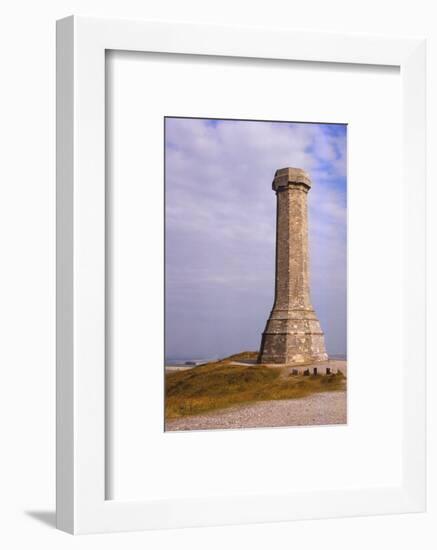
top-left (165, 353), bottom-right (346, 419)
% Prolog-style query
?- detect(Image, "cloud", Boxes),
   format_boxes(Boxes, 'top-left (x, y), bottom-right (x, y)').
top-left (165, 118), bottom-right (347, 359)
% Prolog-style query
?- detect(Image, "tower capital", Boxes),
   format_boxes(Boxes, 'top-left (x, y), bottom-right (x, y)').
top-left (272, 167), bottom-right (311, 192)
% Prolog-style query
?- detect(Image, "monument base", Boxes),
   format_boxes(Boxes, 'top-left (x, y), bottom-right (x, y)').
top-left (258, 308), bottom-right (328, 364)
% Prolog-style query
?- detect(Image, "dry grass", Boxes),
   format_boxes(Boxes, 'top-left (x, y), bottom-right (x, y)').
top-left (165, 353), bottom-right (346, 419)
top-left (218, 351), bottom-right (259, 362)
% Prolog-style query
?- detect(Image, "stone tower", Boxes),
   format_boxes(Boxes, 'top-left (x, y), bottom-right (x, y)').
top-left (258, 168), bottom-right (328, 364)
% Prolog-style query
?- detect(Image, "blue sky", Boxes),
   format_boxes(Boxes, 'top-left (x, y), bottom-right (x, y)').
top-left (165, 117), bottom-right (347, 360)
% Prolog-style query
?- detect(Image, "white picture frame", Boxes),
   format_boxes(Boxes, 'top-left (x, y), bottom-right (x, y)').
top-left (56, 15), bottom-right (426, 534)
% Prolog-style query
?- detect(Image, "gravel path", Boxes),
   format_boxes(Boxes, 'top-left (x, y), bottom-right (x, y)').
top-left (165, 390), bottom-right (347, 431)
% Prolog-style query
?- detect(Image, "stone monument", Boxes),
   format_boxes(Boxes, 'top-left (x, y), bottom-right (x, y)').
top-left (258, 167), bottom-right (328, 364)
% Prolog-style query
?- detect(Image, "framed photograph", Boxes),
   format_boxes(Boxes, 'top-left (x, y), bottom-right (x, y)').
top-left (56, 16), bottom-right (426, 534)
top-left (163, 117), bottom-right (347, 431)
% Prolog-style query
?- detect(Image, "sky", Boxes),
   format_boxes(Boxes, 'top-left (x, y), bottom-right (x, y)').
top-left (165, 117), bottom-right (347, 360)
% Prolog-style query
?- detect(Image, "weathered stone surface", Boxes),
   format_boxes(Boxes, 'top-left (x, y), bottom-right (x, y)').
top-left (258, 167), bottom-right (328, 364)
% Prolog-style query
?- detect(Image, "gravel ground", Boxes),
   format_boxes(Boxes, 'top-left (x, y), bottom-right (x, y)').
top-left (165, 390), bottom-right (347, 432)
